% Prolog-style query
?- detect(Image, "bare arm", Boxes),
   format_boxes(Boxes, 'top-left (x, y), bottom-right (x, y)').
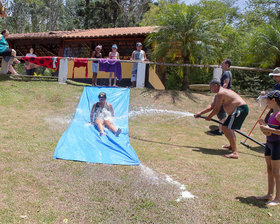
top-left (260, 125), bottom-right (278, 136)
top-left (206, 94), bottom-right (223, 120)
top-left (260, 113), bottom-right (280, 135)
top-left (194, 97), bottom-right (216, 118)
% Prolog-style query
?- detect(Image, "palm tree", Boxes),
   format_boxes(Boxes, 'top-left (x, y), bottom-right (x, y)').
top-left (246, 20), bottom-right (280, 68)
top-left (146, 3), bottom-right (220, 90)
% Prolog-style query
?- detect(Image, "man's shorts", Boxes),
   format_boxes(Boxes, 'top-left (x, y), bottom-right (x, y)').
top-left (223, 104), bottom-right (249, 130)
top-left (92, 63), bottom-right (99, 73)
top-left (217, 105), bottom-right (226, 120)
top-left (265, 141), bottom-right (280, 160)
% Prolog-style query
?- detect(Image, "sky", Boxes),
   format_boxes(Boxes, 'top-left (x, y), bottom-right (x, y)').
top-left (181, 0), bottom-right (248, 9)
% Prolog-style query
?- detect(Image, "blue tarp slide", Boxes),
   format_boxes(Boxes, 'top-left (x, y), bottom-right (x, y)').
top-left (53, 87), bottom-right (140, 165)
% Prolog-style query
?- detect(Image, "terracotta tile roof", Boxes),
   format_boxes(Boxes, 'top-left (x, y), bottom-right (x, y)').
top-left (63, 26), bottom-right (157, 38)
top-left (7, 30), bottom-right (82, 40)
top-left (7, 26), bottom-right (157, 40)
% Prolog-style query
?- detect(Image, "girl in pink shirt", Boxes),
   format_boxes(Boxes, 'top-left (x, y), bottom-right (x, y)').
top-left (257, 90), bottom-right (280, 206)
top-left (108, 44), bottom-right (119, 87)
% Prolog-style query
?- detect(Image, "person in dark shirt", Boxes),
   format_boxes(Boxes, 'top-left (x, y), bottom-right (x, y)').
top-left (211, 59), bottom-right (232, 139)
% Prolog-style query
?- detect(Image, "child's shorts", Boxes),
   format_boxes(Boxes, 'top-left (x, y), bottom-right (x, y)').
top-left (92, 62), bottom-right (98, 73)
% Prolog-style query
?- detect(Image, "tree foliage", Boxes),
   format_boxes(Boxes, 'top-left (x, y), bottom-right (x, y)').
top-left (0, 0), bottom-right (66, 32)
top-left (0, 0), bottom-right (152, 31)
top-left (246, 20), bottom-right (280, 68)
top-left (247, 0), bottom-right (280, 21)
top-left (198, 0), bottom-right (243, 64)
top-left (145, 3), bottom-right (221, 89)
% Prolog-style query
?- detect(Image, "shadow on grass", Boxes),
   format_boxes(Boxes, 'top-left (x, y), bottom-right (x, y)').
top-left (200, 126), bottom-right (219, 136)
top-left (130, 135), bottom-right (263, 158)
top-left (249, 146), bottom-right (265, 154)
top-left (235, 196), bottom-right (267, 209)
top-left (191, 147), bottom-right (228, 156)
top-left (209, 125), bottom-right (219, 130)
top-left (200, 129), bottom-right (265, 157)
top-left (193, 144), bottom-right (263, 158)
top-left (204, 130), bottom-right (218, 136)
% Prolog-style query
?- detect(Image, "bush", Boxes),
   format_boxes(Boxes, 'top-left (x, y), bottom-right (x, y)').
top-left (163, 65), bottom-right (274, 95)
top-left (164, 66), bottom-right (182, 90)
top-left (232, 70), bottom-right (274, 95)
top-left (164, 66), bottom-right (214, 90)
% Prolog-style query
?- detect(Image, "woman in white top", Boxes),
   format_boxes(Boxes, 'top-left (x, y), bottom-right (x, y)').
top-left (130, 42), bottom-right (147, 87)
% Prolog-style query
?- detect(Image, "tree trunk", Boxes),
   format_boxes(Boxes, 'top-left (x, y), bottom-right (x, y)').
top-left (181, 54), bottom-right (190, 90)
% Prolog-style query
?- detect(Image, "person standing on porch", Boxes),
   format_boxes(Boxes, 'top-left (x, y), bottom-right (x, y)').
top-left (130, 42), bottom-right (147, 87)
top-left (91, 45), bottom-right (102, 86)
top-left (108, 44), bottom-right (120, 87)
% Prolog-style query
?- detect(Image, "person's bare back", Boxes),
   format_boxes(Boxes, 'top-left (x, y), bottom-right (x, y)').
top-left (218, 88), bottom-right (247, 115)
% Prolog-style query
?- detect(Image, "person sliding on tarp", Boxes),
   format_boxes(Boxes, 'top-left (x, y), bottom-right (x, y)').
top-left (195, 79), bottom-right (249, 159)
top-left (90, 92), bottom-right (121, 136)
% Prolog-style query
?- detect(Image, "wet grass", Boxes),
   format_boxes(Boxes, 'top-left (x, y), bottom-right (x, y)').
top-left (0, 76), bottom-right (279, 223)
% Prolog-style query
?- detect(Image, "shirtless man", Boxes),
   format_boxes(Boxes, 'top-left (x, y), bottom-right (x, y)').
top-left (90, 92), bottom-right (121, 136)
top-left (195, 79), bottom-right (249, 159)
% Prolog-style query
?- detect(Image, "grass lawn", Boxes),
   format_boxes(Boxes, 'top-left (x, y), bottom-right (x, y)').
top-left (0, 75), bottom-right (279, 223)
